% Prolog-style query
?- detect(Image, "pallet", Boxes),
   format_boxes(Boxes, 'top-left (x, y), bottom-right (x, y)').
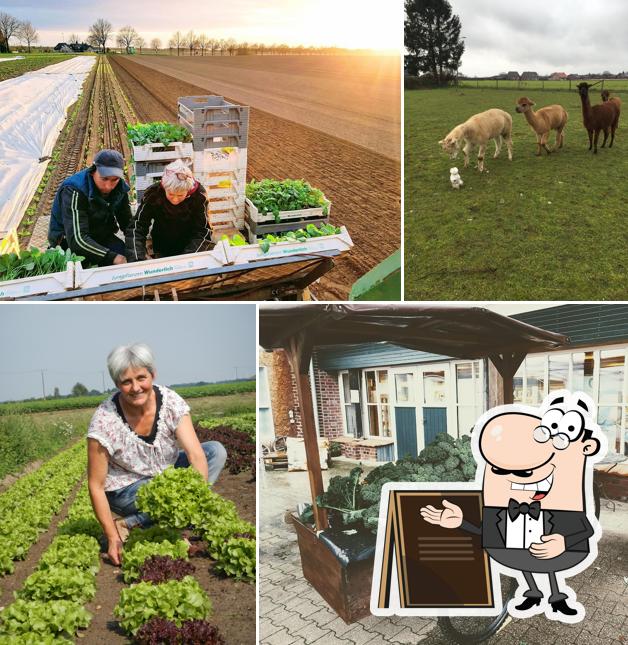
top-left (263, 451), bottom-right (288, 470)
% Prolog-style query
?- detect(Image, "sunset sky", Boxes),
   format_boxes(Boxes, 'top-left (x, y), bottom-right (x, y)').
top-left (1, 0), bottom-right (401, 50)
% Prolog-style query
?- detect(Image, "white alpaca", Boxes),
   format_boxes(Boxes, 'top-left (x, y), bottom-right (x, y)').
top-left (450, 167), bottom-right (464, 189)
top-left (439, 109), bottom-right (513, 172)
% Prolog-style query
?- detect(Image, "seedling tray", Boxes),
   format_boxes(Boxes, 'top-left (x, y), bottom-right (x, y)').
top-left (0, 263), bottom-right (75, 300)
top-left (245, 197), bottom-right (331, 225)
top-left (74, 247), bottom-right (228, 289)
top-left (224, 226), bottom-right (353, 264)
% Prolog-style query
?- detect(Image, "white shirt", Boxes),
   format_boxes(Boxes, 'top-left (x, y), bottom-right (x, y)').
top-left (505, 510), bottom-right (544, 549)
top-left (87, 385), bottom-right (190, 491)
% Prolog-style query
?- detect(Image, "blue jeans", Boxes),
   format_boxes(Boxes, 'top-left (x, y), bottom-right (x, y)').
top-left (106, 441), bottom-right (227, 530)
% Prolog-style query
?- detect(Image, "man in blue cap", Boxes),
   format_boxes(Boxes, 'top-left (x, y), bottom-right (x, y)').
top-left (48, 150), bottom-right (131, 266)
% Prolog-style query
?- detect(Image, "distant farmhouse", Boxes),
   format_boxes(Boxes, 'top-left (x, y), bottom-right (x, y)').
top-left (54, 43), bottom-right (97, 53)
top-left (506, 71), bottom-right (520, 80)
top-left (549, 72), bottom-right (567, 80)
top-left (521, 71), bottom-right (539, 81)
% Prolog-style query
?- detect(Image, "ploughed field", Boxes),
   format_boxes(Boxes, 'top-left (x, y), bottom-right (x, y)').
top-left (124, 54), bottom-right (401, 160)
top-left (405, 87), bottom-right (628, 300)
top-left (110, 54), bottom-right (401, 299)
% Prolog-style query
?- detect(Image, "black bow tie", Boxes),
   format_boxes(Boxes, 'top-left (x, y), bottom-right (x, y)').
top-left (508, 499), bottom-right (541, 521)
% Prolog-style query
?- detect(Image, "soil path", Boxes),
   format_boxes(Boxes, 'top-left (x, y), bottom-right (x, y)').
top-left (110, 55), bottom-right (400, 299)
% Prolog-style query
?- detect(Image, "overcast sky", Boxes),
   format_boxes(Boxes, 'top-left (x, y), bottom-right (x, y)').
top-left (448, 0), bottom-right (628, 77)
top-left (0, 0), bottom-right (401, 50)
top-left (0, 304), bottom-right (256, 401)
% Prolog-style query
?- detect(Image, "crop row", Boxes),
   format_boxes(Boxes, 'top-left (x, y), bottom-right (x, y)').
top-left (0, 478), bottom-right (102, 642)
top-left (0, 381), bottom-right (256, 416)
top-left (195, 420), bottom-right (255, 478)
top-left (197, 412), bottom-right (256, 439)
top-left (112, 467), bottom-right (254, 642)
top-left (0, 442), bottom-right (86, 576)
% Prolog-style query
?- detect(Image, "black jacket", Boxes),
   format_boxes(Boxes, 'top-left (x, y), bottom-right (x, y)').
top-left (125, 182), bottom-right (212, 261)
top-left (48, 167), bottom-right (131, 265)
top-left (462, 507), bottom-right (593, 552)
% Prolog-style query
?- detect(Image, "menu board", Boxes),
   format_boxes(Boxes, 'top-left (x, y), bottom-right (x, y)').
top-left (372, 487), bottom-right (496, 613)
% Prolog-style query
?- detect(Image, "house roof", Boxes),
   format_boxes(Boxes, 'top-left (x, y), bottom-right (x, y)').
top-left (259, 304), bottom-right (569, 360)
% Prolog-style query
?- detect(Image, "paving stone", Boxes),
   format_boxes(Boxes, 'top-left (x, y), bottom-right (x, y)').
top-left (281, 612), bottom-right (312, 636)
top-left (336, 623), bottom-right (380, 645)
top-left (292, 622), bottom-right (334, 643)
top-left (259, 616), bottom-right (283, 639)
top-left (305, 606), bottom-right (339, 628)
top-left (262, 626), bottom-right (296, 645)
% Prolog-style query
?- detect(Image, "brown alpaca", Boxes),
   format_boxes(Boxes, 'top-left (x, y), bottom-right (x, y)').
top-left (578, 82), bottom-right (620, 153)
top-left (515, 97), bottom-right (568, 155)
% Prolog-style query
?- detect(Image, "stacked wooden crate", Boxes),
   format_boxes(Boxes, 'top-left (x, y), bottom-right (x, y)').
top-left (178, 96), bottom-right (249, 241)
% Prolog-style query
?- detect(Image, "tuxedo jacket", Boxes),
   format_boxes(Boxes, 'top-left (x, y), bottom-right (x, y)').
top-left (461, 507), bottom-right (594, 552)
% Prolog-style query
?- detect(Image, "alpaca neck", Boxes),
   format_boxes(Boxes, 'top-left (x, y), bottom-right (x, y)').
top-left (579, 93), bottom-right (593, 125)
top-left (523, 109), bottom-right (541, 131)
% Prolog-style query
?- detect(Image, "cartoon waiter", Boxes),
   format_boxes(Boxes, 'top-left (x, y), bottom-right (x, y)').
top-left (420, 390), bottom-right (606, 622)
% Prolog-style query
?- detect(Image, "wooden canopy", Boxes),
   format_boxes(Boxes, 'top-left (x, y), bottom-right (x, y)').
top-left (259, 304), bottom-right (569, 530)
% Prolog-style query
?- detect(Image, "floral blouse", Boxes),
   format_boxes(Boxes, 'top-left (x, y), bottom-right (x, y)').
top-left (87, 385), bottom-right (190, 491)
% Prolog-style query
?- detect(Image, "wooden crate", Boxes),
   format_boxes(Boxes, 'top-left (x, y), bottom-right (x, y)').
top-left (0, 263), bottom-right (75, 300)
top-left (290, 515), bottom-right (373, 624)
top-left (245, 197), bottom-right (331, 225)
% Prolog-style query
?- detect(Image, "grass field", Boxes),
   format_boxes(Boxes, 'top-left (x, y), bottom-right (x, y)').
top-left (405, 87), bottom-right (628, 300)
top-left (0, 53), bottom-right (77, 81)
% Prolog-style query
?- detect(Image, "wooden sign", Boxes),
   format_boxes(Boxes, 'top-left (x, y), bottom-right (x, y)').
top-left (371, 483), bottom-right (500, 616)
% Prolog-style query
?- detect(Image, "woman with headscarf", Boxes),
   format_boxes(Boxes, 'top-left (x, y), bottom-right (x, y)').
top-left (125, 159), bottom-right (212, 261)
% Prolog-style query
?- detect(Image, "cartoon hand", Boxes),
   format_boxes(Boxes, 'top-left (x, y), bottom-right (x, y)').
top-left (420, 500), bottom-right (463, 529)
top-left (529, 534), bottom-right (566, 559)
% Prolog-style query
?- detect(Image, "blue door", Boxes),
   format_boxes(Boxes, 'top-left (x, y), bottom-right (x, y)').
top-left (423, 407), bottom-right (447, 447)
top-left (395, 407), bottom-right (418, 459)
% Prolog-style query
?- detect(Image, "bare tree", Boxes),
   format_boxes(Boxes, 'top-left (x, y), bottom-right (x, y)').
top-left (167, 37), bottom-right (174, 55)
top-left (151, 37), bottom-right (162, 53)
top-left (184, 30), bottom-right (197, 56)
top-left (116, 25), bottom-right (139, 54)
top-left (68, 33), bottom-right (80, 44)
top-left (225, 37), bottom-right (237, 56)
top-left (258, 42), bottom-right (267, 56)
top-left (208, 38), bottom-right (219, 56)
top-left (88, 18), bottom-right (112, 53)
top-left (171, 30), bottom-right (183, 56)
top-left (197, 33), bottom-right (209, 56)
top-left (17, 21), bottom-right (38, 53)
top-left (136, 35), bottom-right (145, 54)
top-left (0, 11), bottom-right (21, 53)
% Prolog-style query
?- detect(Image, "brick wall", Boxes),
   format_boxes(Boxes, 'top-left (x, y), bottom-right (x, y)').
top-left (312, 351), bottom-right (344, 439)
top-left (260, 349), bottom-right (302, 437)
top-left (340, 444), bottom-right (378, 461)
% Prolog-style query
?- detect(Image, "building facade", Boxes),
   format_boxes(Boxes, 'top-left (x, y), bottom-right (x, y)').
top-left (261, 304), bottom-right (628, 463)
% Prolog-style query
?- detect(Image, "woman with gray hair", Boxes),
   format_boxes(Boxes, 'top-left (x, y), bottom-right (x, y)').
top-left (86, 342), bottom-right (227, 566)
top-left (125, 159), bottom-right (212, 261)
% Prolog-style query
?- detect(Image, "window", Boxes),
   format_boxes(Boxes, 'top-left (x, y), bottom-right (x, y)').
top-left (456, 362), bottom-right (484, 437)
top-left (339, 370), bottom-right (362, 437)
top-left (365, 370), bottom-right (391, 438)
top-left (423, 370), bottom-right (446, 405)
top-left (512, 346), bottom-right (628, 455)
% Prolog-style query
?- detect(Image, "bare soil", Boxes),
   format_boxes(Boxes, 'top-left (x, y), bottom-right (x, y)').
top-left (109, 54), bottom-right (400, 300)
top-left (124, 54), bottom-right (400, 160)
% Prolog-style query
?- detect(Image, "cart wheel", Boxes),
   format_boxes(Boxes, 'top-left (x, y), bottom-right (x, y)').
top-left (437, 576), bottom-right (516, 643)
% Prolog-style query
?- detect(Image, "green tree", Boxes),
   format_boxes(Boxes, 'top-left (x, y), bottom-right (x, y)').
top-left (405, 0), bottom-right (464, 85)
top-left (71, 382), bottom-right (89, 397)
top-left (53, 387), bottom-right (61, 398)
